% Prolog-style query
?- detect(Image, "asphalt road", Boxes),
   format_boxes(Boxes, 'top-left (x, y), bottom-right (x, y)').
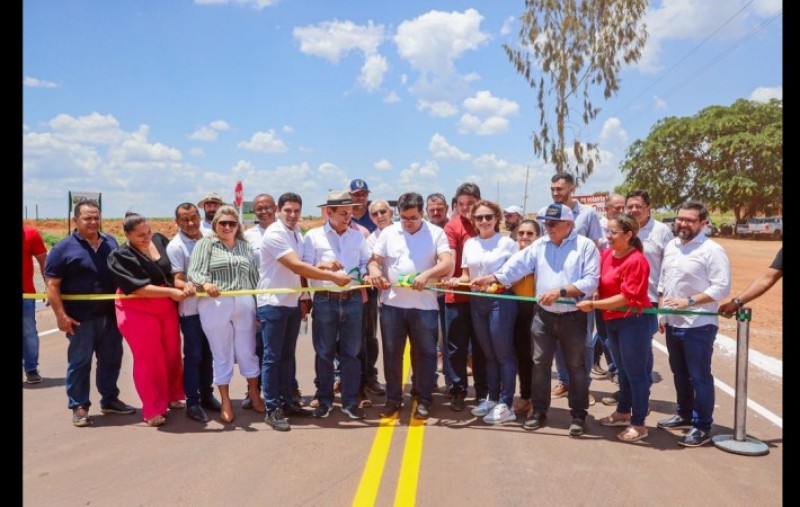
top-left (22, 306), bottom-right (782, 507)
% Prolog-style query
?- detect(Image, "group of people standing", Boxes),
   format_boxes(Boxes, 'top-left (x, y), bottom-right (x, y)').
top-left (26, 173), bottom-right (768, 447)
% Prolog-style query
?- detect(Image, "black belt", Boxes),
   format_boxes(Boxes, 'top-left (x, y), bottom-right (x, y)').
top-left (318, 290), bottom-right (358, 300)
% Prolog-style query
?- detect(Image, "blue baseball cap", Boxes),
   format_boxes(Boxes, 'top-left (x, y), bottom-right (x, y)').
top-left (349, 179), bottom-right (369, 193)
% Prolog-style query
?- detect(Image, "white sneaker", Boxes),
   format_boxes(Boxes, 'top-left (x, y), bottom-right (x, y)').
top-left (483, 403), bottom-right (516, 425)
top-left (471, 399), bottom-right (497, 417)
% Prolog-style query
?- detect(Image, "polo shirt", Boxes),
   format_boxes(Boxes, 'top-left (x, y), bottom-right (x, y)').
top-left (257, 220), bottom-right (305, 308)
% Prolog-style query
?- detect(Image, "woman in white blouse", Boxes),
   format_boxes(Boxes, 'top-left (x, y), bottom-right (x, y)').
top-left (455, 200), bottom-right (519, 425)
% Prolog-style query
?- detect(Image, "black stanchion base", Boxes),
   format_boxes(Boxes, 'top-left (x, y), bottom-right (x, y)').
top-left (712, 434), bottom-right (770, 456)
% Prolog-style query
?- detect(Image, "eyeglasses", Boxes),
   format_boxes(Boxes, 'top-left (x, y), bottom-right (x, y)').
top-left (675, 216), bottom-right (700, 224)
top-left (544, 221), bottom-right (561, 228)
top-left (605, 229), bottom-right (623, 236)
top-left (218, 221), bottom-right (238, 228)
top-left (370, 209), bottom-right (389, 217)
top-left (473, 214), bottom-right (495, 222)
top-left (399, 215), bottom-right (421, 222)
top-left (518, 231), bottom-right (537, 237)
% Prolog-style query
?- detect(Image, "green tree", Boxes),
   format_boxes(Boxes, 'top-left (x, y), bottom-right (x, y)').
top-left (621, 99), bottom-right (782, 222)
top-left (503, 0), bottom-right (648, 184)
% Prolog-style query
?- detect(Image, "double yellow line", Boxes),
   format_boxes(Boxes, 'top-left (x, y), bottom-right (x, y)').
top-left (352, 341), bottom-right (426, 506)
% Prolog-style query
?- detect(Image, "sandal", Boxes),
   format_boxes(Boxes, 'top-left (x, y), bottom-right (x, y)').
top-left (617, 425), bottom-right (648, 443)
top-left (169, 401), bottom-right (186, 410)
top-left (145, 415), bottom-right (166, 427)
top-left (599, 413), bottom-right (631, 427)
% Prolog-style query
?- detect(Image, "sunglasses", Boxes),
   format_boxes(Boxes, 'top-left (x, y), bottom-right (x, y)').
top-left (473, 214), bottom-right (495, 222)
top-left (370, 209), bottom-right (389, 217)
top-left (518, 231), bottom-right (538, 237)
top-left (544, 221), bottom-right (560, 228)
top-left (218, 221), bottom-right (238, 228)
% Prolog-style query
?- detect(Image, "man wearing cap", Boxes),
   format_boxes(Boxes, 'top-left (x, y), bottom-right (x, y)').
top-left (198, 192), bottom-right (224, 236)
top-left (349, 179), bottom-right (376, 233)
top-left (536, 172), bottom-right (603, 403)
top-left (473, 203), bottom-right (600, 437)
top-left (503, 205), bottom-right (524, 241)
top-left (303, 190), bottom-right (371, 420)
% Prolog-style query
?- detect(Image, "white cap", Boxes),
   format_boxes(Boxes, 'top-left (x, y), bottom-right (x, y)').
top-left (503, 205), bottom-right (524, 216)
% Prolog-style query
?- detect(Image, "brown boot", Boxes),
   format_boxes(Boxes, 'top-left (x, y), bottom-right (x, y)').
top-left (247, 377), bottom-right (266, 413)
top-left (218, 385), bottom-right (235, 423)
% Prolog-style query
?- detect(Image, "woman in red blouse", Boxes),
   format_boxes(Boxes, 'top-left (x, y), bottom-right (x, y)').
top-left (576, 214), bottom-right (652, 442)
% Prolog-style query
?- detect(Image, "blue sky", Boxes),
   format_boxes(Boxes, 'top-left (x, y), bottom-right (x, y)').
top-left (23, 0), bottom-right (782, 219)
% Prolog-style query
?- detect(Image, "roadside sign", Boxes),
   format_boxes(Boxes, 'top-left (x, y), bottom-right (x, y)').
top-left (234, 181), bottom-right (243, 208)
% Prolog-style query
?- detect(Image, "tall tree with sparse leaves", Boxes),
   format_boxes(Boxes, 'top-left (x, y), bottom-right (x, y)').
top-left (621, 98), bottom-right (782, 222)
top-left (503, 0), bottom-right (648, 184)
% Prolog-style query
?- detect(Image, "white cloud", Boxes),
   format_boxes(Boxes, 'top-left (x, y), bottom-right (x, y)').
top-left (383, 91), bottom-right (401, 103)
top-left (237, 129), bottom-right (288, 153)
top-left (359, 54), bottom-right (389, 91)
top-left (500, 15), bottom-right (515, 36)
top-left (48, 112), bottom-right (126, 144)
top-left (189, 147), bottom-right (205, 157)
top-left (394, 9), bottom-right (490, 101)
top-left (293, 20), bottom-right (387, 91)
top-left (23, 76), bottom-right (59, 88)
top-left (457, 113), bottom-right (510, 136)
top-left (282, 124), bottom-right (294, 133)
top-left (194, 0), bottom-right (280, 10)
top-left (417, 100), bottom-right (459, 118)
top-left (599, 117), bottom-right (628, 145)
top-left (374, 158), bottom-right (392, 171)
top-left (462, 90), bottom-right (519, 117)
top-left (188, 126), bottom-right (219, 142)
top-left (429, 133), bottom-right (471, 160)
top-left (749, 86), bottom-right (782, 102)
top-left (396, 160), bottom-right (441, 188)
top-left (209, 120), bottom-right (230, 131)
top-left (653, 96), bottom-right (667, 110)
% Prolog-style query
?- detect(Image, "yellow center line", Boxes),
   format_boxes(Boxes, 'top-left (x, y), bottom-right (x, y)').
top-left (352, 340), bottom-right (413, 507)
top-left (394, 396), bottom-right (425, 507)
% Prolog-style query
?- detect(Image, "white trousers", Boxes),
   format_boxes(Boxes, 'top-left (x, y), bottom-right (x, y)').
top-left (197, 295), bottom-right (259, 385)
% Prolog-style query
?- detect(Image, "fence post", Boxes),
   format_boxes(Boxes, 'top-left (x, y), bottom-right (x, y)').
top-left (712, 307), bottom-right (770, 456)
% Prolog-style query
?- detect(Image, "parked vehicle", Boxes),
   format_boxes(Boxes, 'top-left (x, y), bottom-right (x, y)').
top-left (735, 216), bottom-right (783, 240)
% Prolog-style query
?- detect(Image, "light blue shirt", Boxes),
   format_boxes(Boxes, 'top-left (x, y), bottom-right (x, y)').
top-left (495, 229), bottom-right (600, 313)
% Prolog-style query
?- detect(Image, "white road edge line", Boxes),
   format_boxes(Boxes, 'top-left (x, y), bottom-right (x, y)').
top-left (651, 339), bottom-right (782, 429)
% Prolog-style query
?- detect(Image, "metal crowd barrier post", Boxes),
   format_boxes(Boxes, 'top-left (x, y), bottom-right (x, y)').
top-left (712, 306), bottom-right (770, 456)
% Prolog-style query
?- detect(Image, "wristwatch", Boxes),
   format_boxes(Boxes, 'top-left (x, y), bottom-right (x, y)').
top-left (687, 296), bottom-right (696, 307)
top-left (559, 288), bottom-right (568, 297)
top-left (733, 297), bottom-right (745, 307)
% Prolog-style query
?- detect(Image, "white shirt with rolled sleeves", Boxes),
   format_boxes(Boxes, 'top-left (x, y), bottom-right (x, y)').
top-left (166, 230), bottom-right (201, 317)
top-left (462, 234), bottom-right (518, 282)
top-left (638, 217), bottom-right (674, 303)
top-left (372, 221), bottom-right (450, 311)
top-left (658, 233), bottom-right (731, 329)
top-left (494, 230), bottom-right (600, 313)
top-left (302, 221), bottom-right (369, 290)
top-left (256, 220), bottom-right (305, 308)
top-left (244, 224), bottom-right (268, 266)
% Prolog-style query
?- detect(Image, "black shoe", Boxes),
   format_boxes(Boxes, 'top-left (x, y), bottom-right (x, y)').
top-left (186, 404), bottom-right (210, 423)
top-left (200, 396), bottom-right (222, 412)
top-left (25, 370), bottom-right (43, 384)
top-left (523, 411), bottom-right (547, 431)
top-left (380, 402), bottom-right (402, 418)
top-left (657, 414), bottom-right (693, 429)
top-left (450, 391), bottom-right (465, 412)
top-left (312, 404), bottom-right (332, 419)
top-left (414, 403), bottom-right (430, 420)
top-left (292, 388), bottom-right (305, 406)
top-left (341, 405), bottom-right (366, 419)
top-left (266, 408), bottom-right (291, 431)
top-left (568, 417), bottom-right (586, 437)
top-left (364, 379), bottom-right (386, 395)
top-left (100, 398), bottom-right (136, 415)
top-left (410, 387), bottom-right (419, 398)
top-left (678, 428), bottom-right (711, 447)
top-left (283, 402), bottom-right (312, 417)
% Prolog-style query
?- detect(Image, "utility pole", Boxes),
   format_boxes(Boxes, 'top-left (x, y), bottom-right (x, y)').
top-left (522, 165), bottom-right (530, 215)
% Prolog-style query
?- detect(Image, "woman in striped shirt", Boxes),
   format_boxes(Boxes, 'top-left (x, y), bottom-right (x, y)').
top-left (188, 205), bottom-right (264, 423)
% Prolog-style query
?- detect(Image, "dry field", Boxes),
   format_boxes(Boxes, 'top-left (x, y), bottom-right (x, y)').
top-left (26, 219), bottom-right (782, 359)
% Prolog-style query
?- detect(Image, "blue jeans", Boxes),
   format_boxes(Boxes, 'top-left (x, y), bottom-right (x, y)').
top-left (531, 308), bottom-right (589, 418)
top-left (605, 315), bottom-right (653, 426)
top-left (665, 324), bottom-right (717, 432)
top-left (380, 305), bottom-right (438, 406)
top-left (438, 294), bottom-right (454, 389)
top-left (179, 314), bottom-right (215, 406)
top-left (258, 305), bottom-right (302, 411)
top-left (444, 302), bottom-right (487, 398)
top-left (312, 293), bottom-right (363, 407)
top-left (22, 299), bottom-right (40, 372)
top-left (471, 297), bottom-right (518, 406)
top-left (593, 309), bottom-right (617, 374)
top-left (65, 312), bottom-right (123, 410)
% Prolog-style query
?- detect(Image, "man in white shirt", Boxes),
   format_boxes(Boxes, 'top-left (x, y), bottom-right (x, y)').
top-left (303, 190), bottom-right (371, 420)
top-left (197, 192), bottom-right (223, 236)
top-left (656, 201), bottom-right (731, 447)
top-left (366, 192), bottom-right (453, 421)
